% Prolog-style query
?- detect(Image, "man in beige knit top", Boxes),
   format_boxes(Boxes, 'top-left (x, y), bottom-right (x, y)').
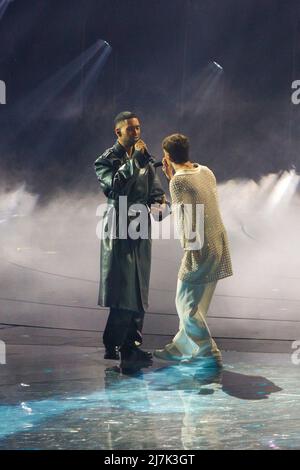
top-left (154, 133), bottom-right (233, 367)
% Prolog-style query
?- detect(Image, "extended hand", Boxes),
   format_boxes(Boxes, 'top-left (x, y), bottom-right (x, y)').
top-left (150, 201), bottom-right (171, 221)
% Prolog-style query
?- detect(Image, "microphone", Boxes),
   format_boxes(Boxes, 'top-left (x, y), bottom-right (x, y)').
top-left (153, 161), bottom-right (163, 168)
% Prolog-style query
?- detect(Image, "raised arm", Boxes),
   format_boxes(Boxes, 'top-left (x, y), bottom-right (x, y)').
top-left (94, 149), bottom-right (145, 199)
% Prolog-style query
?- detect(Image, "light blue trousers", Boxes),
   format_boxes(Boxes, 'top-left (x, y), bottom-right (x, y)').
top-left (164, 279), bottom-right (221, 360)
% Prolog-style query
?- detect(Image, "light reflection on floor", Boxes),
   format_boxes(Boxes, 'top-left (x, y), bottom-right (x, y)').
top-left (0, 344), bottom-right (299, 450)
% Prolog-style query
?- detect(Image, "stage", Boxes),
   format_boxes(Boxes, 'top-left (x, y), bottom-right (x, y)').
top-left (0, 328), bottom-right (299, 450)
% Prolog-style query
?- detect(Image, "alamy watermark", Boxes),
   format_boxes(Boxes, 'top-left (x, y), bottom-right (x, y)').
top-left (0, 340), bottom-right (6, 365)
top-left (291, 80), bottom-right (300, 104)
top-left (96, 196), bottom-right (205, 250)
top-left (0, 80), bottom-right (6, 104)
top-left (291, 340), bottom-right (300, 365)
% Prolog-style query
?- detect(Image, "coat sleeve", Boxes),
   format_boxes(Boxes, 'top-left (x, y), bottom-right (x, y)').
top-left (148, 165), bottom-right (166, 204)
top-left (94, 150), bottom-right (143, 199)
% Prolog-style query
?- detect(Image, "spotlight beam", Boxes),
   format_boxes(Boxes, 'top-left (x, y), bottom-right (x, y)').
top-left (2, 39), bottom-right (106, 147)
top-left (0, 0), bottom-right (14, 21)
top-left (77, 42), bottom-right (112, 102)
top-left (15, 40), bottom-right (104, 121)
top-left (265, 170), bottom-right (300, 212)
top-left (20, 42), bottom-right (112, 159)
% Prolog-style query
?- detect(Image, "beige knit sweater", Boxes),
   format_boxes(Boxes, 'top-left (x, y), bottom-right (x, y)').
top-left (170, 163), bottom-right (233, 284)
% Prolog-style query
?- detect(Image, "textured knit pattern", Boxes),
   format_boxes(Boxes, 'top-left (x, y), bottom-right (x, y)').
top-left (170, 164), bottom-right (233, 284)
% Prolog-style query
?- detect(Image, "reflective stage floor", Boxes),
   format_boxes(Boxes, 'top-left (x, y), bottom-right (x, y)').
top-left (0, 335), bottom-right (299, 450)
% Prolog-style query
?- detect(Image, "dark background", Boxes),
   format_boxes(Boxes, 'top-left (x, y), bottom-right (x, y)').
top-left (1, 0), bottom-right (300, 202)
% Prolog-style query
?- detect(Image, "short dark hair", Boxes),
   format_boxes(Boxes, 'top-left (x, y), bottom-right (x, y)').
top-left (162, 133), bottom-right (189, 163)
top-left (114, 111), bottom-right (138, 127)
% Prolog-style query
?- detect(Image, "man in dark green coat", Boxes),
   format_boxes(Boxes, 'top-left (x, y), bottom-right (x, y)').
top-left (94, 111), bottom-right (165, 365)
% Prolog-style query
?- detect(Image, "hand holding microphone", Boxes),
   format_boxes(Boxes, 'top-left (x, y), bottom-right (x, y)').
top-left (134, 139), bottom-right (152, 168)
top-left (134, 139), bottom-right (148, 154)
top-left (133, 140), bottom-right (170, 173)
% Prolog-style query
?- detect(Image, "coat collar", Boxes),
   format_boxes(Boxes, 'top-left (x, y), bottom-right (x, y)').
top-left (112, 140), bottom-right (127, 159)
top-left (174, 163), bottom-right (202, 176)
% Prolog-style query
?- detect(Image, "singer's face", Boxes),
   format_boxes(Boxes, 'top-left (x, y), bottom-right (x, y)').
top-left (116, 118), bottom-right (141, 147)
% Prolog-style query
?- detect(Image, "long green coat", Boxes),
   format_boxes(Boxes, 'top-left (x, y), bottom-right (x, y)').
top-left (94, 141), bottom-right (165, 313)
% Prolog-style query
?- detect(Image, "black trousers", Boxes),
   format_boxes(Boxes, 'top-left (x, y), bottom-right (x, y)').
top-left (103, 307), bottom-right (145, 349)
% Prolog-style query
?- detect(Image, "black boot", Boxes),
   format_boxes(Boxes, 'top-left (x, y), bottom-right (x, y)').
top-left (120, 345), bottom-right (153, 368)
top-left (104, 346), bottom-right (120, 360)
top-left (133, 347), bottom-right (153, 360)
